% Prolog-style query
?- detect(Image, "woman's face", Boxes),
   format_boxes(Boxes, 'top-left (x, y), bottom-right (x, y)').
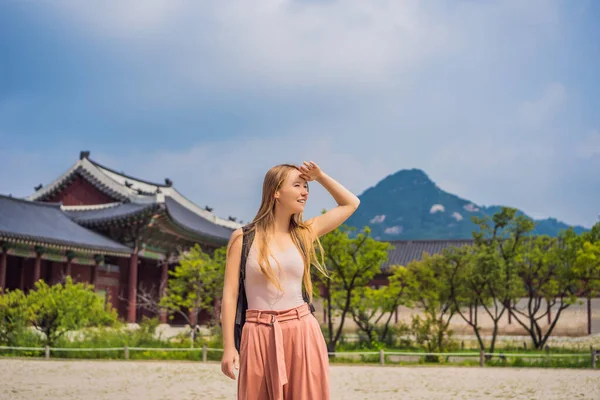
top-left (275, 168), bottom-right (309, 214)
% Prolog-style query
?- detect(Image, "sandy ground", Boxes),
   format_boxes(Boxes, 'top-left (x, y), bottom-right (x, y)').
top-left (0, 359), bottom-right (598, 400)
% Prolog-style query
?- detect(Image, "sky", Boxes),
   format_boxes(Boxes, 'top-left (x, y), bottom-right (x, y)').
top-left (0, 0), bottom-right (599, 228)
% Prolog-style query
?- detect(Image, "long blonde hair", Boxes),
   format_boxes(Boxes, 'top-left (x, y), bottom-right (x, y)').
top-left (247, 164), bottom-right (329, 302)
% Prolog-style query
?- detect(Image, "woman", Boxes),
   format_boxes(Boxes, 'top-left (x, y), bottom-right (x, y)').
top-left (220, 160), bottom-right (360, 400)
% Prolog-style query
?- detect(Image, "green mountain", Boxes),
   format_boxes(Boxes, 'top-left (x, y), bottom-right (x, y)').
top-left (345, 169), bottom-right (588, 240)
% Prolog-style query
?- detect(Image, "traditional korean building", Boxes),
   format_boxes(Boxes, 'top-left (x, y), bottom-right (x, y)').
top-left (0, 151), bottom-right (240, 324)
top-left (370, 239), bottom-right (476, 287)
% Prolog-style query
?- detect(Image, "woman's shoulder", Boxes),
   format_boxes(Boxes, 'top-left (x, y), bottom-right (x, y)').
top-left (227, 228), bottom-right (244, 251)
top-left (228, 223), bottom-right (257, 245)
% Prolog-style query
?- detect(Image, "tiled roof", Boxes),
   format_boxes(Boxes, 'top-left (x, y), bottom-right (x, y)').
top-left (28, 153), bottom-right (241, 231)
top-left (164, 196), bottom-right (234, 242)
top-left (64, 203), bottom-right (158, 225)
top-left (383, 239), bottom-right (475, 270)
top-left (90, 158), bottom-right (240, 230)
top-left (0, 195), bottom-right (132, 256)
top-left (63, 197), bottom-right (234, 244)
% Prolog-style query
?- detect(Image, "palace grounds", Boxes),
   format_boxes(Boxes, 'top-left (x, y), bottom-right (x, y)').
top-left (1, 358), bottom-right (598, 400)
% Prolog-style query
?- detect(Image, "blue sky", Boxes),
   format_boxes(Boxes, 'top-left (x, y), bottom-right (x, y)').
top-left (1, 1), bottom-right (599, 228)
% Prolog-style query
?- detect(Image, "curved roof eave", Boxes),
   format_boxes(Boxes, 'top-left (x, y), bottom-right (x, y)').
top-left (0, 195), bottom-right (132, 256)
top-left (28, 153), bottom-right (243, 231)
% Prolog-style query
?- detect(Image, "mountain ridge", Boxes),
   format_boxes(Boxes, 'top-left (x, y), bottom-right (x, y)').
top-left (345, 169), bottom-right (588, 240)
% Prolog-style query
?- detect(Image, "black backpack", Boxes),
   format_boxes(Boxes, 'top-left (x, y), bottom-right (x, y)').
top-left (234, 224), bottom-right (316, 352)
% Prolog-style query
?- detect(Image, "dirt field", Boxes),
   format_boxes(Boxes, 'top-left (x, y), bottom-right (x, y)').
top-left (1, 359), bottom-right (598, 400)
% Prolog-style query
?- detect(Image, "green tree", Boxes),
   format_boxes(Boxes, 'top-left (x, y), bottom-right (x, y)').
top-left (160, 244), bottom-right (225, 340)
top-left (510, 234), bottom-right (579, 349)
top-left (207, 246), bottom-right (227, 326)
top-left (405, 253), bottom-right (457, 360)
top-left (573, 223), bottom-right (600, 335)
top-left (443, 245), bottom-right (491, 350)
top-left (0, 289), bottom-right (29, 345)
top-left (452, 207), bottom-right (534, 356)
top-left (26, 277), bottom-right (118, 346)
top-left (473, 207), bottom-right (535, 326)
top-left (348, 265), bottom-right (411, 345)
top-left (319, 225), bottom-right (391, 353)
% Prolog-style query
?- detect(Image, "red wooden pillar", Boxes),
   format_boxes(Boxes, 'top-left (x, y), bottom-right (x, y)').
top-left (91, 255), bottom-right (102, 286)
top-left (33, 250), bottom-right (42, 283)
top-left (159, 260), bottom-right (169, 324)
top-left (19, 258), bottom-right (25, 290)
top-left (127, 251), bottom-right (139, 323)
top-left (0, 246), bottom-right (7, 294)
top-left (66, 258), bottom-right (72, 277)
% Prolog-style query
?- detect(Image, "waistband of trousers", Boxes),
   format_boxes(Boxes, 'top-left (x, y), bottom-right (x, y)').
top-left (245, 302), bottom-right (311, 326)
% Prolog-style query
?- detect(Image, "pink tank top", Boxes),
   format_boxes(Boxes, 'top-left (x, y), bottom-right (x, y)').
top-left (244, 242), bottom-right (306, 311)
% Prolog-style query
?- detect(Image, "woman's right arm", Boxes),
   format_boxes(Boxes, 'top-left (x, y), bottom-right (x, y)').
top-left (220, 227), bottom-right (243, 380)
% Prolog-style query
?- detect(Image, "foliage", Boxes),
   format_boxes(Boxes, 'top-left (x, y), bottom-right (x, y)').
top-left (508, 232), bottom-right (579, 349)
top-left (410, 312), bottom-right (457, 362)
top-left (404, 253), bottom-right (457, 359)
top-left (573, 224), bottom-right (600, 332)
top-left (451, 207), bottom-right (535, 355)
top-left (319, 225), bottom-right (391, 353)
top-left (26, 277), bottom-right (118, 346)
top-left (0, 289), bottom-right (29, 345)
top-left (348, 265), bottom-right (411, 344)
top-left (159, 244), bottom-right (226, 340)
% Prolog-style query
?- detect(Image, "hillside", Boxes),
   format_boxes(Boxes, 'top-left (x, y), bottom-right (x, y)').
top-left (345, 169), bottom-right (587, 240)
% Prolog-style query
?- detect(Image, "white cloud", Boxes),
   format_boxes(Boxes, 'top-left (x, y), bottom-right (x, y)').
top-left (463, 203), bottom-right (480, 213)
top-left (53, 0), bottom-right (182, 38)
top-left (452, 212), bottom-right (463, 221)
top-left (45, 0), bottom-right (558, 91)
top-left (385, 226), bottom-right (403, 235)
top-left (3, 0), bottom-right (598, 229)
top-left (88, 133), bottom-right (389, 223)
top-left (370, 215), bottom-right (386, 224)
top-left (430, 204), bottom-right (445, 214)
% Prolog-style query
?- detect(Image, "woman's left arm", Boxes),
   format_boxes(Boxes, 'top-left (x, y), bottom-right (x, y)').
top-left (300, 161), bottom-right (360, 238)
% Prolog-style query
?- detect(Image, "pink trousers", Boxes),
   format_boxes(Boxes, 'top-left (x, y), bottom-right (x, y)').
top-left (237, 302), bottom-right (330, 400)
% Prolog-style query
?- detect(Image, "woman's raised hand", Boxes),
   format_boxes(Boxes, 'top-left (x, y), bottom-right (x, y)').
top-left (298, 160), bottom-right (323, 182)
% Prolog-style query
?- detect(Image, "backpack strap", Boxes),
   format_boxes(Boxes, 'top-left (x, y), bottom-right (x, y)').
top-left (234, 225), bottom-right (254, 326)
top-left (240, 225), bottom-right (255, 281)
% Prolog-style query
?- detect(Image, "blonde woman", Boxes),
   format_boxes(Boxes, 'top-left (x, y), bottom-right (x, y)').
top-left (220, 161), bottom-right (360, 400)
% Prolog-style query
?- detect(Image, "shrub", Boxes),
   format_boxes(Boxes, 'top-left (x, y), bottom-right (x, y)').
top-left (0, 289), bottom-right (29, 346)
top-left (26, 277), bottom-right (118, 346)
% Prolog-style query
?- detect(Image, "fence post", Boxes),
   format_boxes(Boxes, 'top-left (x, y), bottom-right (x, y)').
top-left (203, 344), bottom-right (207, 362)
top-left (124, 346), bottom-right (129, 360)
top-left (379, 349), bottom-right (384, 366)
top-left (479, 350), bottom-right (484, 367)
top-left (591, 347), bottom-right (596, 369)
top-left (45, 346), bottom-right (50, 359)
